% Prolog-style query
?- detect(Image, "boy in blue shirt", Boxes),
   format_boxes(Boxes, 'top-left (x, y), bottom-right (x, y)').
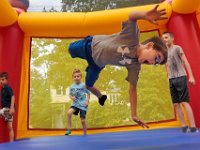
top-left (0, 72), bottom-right (15, 142)
top-left (65, 69), bottom-right (90, 135)
top-left (68, 5), bottom-right (167, 127)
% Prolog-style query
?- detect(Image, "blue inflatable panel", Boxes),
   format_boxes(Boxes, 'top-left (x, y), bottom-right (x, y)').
top-left (0, 128), bottom-right (200, 150)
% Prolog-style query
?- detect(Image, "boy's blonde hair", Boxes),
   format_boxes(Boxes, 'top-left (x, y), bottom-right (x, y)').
top-left (72, 69), bottom-right (82, 76)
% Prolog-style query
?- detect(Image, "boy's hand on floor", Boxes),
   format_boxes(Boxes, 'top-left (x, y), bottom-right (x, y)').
top-left (132, 116), bottom-right (149, 128)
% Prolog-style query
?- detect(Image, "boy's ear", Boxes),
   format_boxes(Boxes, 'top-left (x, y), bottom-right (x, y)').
top-left (145, 42), bottom-right (154, 49)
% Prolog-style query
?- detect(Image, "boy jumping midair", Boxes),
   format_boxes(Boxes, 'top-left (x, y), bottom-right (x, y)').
top-left (68, 5), bottom-right (168, 127)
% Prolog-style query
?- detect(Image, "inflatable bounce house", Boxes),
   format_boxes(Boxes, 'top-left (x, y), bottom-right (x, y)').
top-left (0, 0), bottom-right (200, 149)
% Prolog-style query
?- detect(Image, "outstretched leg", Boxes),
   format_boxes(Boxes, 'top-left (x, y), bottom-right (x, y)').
top-left (85, 66), bottom-right (107, 106)
top-left (86, 86), bottom-right (107, 106)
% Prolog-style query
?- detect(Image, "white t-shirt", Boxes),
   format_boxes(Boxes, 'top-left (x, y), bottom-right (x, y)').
top-left (167, 45), bottom-right (187, 79)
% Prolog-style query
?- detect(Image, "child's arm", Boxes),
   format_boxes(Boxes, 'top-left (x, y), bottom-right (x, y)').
top-left (129, 84), bottom-right (149, 128)
top-left (85, 94), bottom-right (90, 107)
top-left (69, 95), bottom-right (76, 101)
top-left (129, 5), bottom-right (167, 25)
top-left (69, 86), bottom-right (76, 101)
top-left (9, 96), bottom-right (15, 115)
top-left (181, 54), bottom-right (196, 85)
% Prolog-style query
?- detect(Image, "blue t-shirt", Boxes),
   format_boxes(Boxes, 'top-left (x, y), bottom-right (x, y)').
top-left (1, 84), bottom-right (14, 108)
top-left (69, 82), bottom-right (90, 111)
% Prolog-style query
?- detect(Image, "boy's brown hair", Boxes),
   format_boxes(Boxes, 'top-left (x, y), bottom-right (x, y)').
top-left (0, 72), bottom-right (8, 79)
top-left (142, 36), bottom-right (168, 64)
top-left (162, 32), bottom-right (174, 38)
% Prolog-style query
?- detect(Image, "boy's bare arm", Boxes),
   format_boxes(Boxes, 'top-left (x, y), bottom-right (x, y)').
top-left (181, 54), bottom-right (196, 85)
top-left (129, 5), bottom-right (167, 25)
top-left (85, 94), bottom-right (90, 107)
top-left (9, 96), bottom-right (15, 115)
top-left (129, 84), bottom-right (149, 128)
top-left (87, 94), bottom-right (90, 102)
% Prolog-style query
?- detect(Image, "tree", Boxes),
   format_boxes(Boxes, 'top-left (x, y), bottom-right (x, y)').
top-left (60, 0), bottom-right (161, 12)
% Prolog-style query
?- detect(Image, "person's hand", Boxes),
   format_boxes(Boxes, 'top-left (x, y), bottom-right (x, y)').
top-left (132, 116), bottom-right (149, 128)
top-left (85, 101), bottom-right (89, 107)
top-left (189, 77), bottom-right (196, 85)
top-left (9, 107), bottom-right (15, 115)
top-left (71, 96), bottom-right (76, 101)
top-left (145, 5), bottom-right (167, 25)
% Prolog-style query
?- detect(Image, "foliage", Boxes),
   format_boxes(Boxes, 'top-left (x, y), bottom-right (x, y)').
top-left (29, 31), bottom-right (174, 129)
top-left (39, 0), bottom-right (161, 12)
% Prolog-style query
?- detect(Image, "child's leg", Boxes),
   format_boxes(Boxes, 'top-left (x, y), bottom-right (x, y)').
top-left (86, 85), bottom-right (102, 98)
top-left (67, 108), bottom-right (76, 131)
top-left (181, 102), bottom-right (196, 127)
top-left (68, 39), bottom-right (88, 59)
top-left (81, 118), bottom-right (87, 135)
top-left (7, 121), bottom-right (14, 142)
top-left (85, 66), bottom-right (102, 98)
top-left (169, 77), bottom-right (188, 130)
top-left (85, 66), bottom-right (107, 106)
top-left (80, 110), bottom-right (87, 135)
top-left (173, 103), bottom-right (187, 127)
top-left (0, 108), bottom-right (3, 115)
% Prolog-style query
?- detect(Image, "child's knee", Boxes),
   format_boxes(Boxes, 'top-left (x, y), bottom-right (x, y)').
top-left (173, 103), bottom-right (180, 108)
top-left (68, 43), bottom-right (76, 58)
top-left (81, 118), bottom-right (86, 124)
top-left (86, 85), bottom-right (92, 90)
top-left (181, 102), bottom-right (189, 107)
top-left (67, 110), bottom-right (73, 116)
top-left (7, 124), bottom-right (13, 132)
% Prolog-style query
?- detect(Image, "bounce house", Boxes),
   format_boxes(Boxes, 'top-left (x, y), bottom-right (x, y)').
top-left (0, 0), bottom-right (200, 149)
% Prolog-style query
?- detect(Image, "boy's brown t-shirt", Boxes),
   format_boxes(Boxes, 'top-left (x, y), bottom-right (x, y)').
top-left (91, 20), bottom-right (141, 86)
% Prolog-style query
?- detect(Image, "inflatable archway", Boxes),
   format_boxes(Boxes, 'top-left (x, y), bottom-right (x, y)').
top-left (0, 0), bottom-right (200, 143)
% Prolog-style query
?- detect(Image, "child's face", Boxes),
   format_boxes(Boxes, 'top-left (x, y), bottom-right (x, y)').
top-left (73, 73), bottom-right (82, 84)
top-left (0, 77), bottom-right (7, 86)
top-left (138, 42), bottom-right (164, 65)
top-left (162, 34), bottom-right (173, 47)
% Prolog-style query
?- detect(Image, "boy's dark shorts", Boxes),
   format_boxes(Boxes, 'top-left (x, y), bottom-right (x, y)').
top-left (68, 36), bottom-right (104, 87)
top-left (71, 106), bottom-right (87, 119)
top-left (169, 76), bottom-right (189, 104)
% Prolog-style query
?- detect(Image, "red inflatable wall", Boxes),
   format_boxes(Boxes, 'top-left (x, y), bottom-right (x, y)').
top-left (167, 12), bottom-right (200, 127)
top-left (0, 23), bottom-right (24, 143)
